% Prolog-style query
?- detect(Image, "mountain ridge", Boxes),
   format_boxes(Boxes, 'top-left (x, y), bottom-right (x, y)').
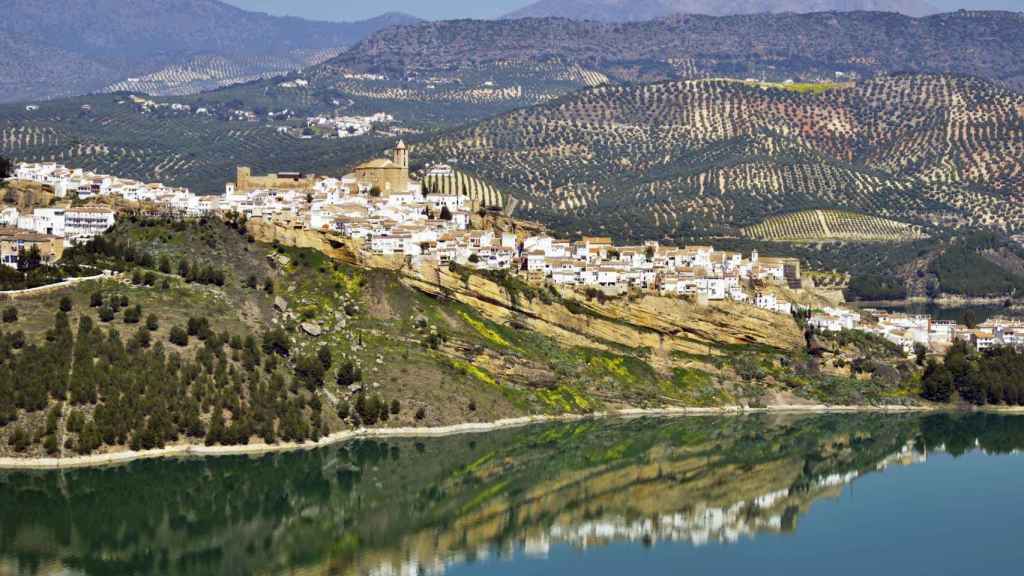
top-left (504, 0), bottom-right (940, 21)
top-left (324, 11), bottom-right (1024, 95)
top-left (0, 0), bottom-right (421, 103)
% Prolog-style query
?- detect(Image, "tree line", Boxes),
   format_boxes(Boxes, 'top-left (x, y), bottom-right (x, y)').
top-left (71, 235), bottom-right (227, 287)
top-left (922, 342), bottom-right (1024, 406)
top-left (1, 299), bottom-right (403, 455)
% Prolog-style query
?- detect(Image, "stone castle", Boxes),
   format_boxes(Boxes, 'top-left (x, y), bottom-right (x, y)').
top-left (233, 141), bottom-right (413, 196)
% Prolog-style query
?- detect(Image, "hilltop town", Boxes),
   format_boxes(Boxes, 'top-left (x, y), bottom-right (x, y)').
top-left (4, 145), bottom-right (1019, 359)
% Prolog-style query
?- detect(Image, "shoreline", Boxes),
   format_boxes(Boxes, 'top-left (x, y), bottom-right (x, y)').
top-left (0, 403), bottom-right (950, 471)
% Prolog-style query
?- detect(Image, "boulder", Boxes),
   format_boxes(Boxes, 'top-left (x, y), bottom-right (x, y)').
top-left (301, 322), bottom-right (322, 337)
top-left (274, 296), bottom-right (289, 312)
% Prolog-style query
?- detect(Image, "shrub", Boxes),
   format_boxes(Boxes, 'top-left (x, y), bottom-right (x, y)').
top-left (98, 306), bottom-right (115, 322)
top-left (8, 427), bottom-right (29, 452)
top-left (169, 326), bottom-right (189, 347)
top-left (415, 407), bottom-right (426, 421)
top-left (123, 304), bottom-right (142, 324)
top-left (133, 326), bottom-right (151, 349)
top-left (295, 355), bottom-right (326, 390)
top-left (262, 328), bottom-right (290, 357)
top-left (390, 399), bottom-right (401, 415)
top-left (2, 306), bottom-right (17, 323)
top-left (187, 317), bottom-right (210, 339)
top-left (146, 314), bottom-right (159, 331)
top-left (317, 345), bottom-right (333, 370)
top-left (90, 291), bottom-right (103, 307)
top-left (59, 296), bottom-right (73, 312)
top-left (336, 361), bottom-right (362, 387)
top-left (66, 409), bottom-right (85, 433)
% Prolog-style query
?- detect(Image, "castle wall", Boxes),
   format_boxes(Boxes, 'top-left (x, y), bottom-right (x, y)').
top-left (236, 166), bottom-right (316, 192)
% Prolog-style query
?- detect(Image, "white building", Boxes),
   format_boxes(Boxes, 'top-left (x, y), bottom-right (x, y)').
top-left (65, 206), bottom-right (116, 245)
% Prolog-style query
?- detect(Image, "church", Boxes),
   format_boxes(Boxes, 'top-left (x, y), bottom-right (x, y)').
top-left (346, 141), bottom-right (416, 196)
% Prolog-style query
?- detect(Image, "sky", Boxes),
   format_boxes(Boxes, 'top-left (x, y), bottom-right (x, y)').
top-left (222, 0), bottom-right (1024, 22)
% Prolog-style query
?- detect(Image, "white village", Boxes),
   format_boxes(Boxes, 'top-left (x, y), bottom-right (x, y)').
top-left (4, 143), bottom-right (1019, 357)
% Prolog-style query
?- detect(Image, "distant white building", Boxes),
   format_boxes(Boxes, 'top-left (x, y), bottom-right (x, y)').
top-left (65, 206), bottom-right (116, 245)
top-left (754, 292), bottom-right (792, 315)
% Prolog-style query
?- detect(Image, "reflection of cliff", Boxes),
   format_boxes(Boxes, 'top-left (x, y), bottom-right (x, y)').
top-left (344, 415), bottom-right (927, 575)
top-left (0, 413), bottom-right (1018, 576)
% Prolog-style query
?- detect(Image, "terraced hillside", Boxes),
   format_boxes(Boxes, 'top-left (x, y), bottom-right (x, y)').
top-left (101, 50), bottom-right (346, 97)
top-left (421, 169), bottom-right (509, 211)
top-left (0, 96), bottom-right (386, 193)
top-left (412, 74), bottom-right (1024, 240)
top-left (320, 10), bottom-right (1024, 115)
top-left (743, 210), bottom-right (927, 242)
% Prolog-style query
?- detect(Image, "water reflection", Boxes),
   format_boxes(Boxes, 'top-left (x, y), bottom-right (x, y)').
top-left (0, 413), bottom-right (1022, 576)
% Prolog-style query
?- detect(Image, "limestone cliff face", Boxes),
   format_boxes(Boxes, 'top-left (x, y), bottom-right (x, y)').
top-left (400, 261), bottom-right (803, 369)
top-left (246, 220), bottom-right (803, 368)
top-left (247, 219), bottom-right (406, 270)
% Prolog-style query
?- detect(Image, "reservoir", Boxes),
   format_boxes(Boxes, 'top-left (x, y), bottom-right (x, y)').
top-left (1, 412), bottom-right (1023, 575)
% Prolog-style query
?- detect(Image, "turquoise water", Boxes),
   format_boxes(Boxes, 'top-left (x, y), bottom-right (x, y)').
top-left (1, 413), bottom-right (1022, 576)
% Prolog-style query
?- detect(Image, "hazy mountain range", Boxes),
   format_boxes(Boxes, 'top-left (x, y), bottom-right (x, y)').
top-left (504, 0), bottom-right (941, 20)
top-left (327, 11), bottom-right (1024, 92)
top-left (0, 0), bottom-right (420, 103)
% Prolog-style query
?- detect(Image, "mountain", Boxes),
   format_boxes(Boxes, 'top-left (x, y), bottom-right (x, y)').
top-left (0, 0), bottom-right (420, 103)
top-left (319, 10), bottom-right (1024, 121)
top-left (504, 0), bottom-right (940, 20)
top-left (411, 74), bottom-right (1024, 240)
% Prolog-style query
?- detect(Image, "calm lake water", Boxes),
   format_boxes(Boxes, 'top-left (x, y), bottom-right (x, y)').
top-left (2, 413), bottom-right (1024, 576)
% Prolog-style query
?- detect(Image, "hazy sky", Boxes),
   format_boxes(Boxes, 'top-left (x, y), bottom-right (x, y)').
top-left (223, 0), bottom-right (1023, 22)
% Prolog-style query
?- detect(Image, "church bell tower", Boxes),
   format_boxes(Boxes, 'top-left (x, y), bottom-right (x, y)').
top-left (393, 140), bottom-right (409, 171)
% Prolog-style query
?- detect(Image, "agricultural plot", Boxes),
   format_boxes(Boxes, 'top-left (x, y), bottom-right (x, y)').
top-left (422, 170), bottom-right (508, 210)
top-left (412, 75), bottom-right (1024, 242)
top-left (0, 96), bottom-right (386, 194)
top-left (102, 51), bottom-right (346, 97)
top-left (742, 210), bottom-right (927, 242)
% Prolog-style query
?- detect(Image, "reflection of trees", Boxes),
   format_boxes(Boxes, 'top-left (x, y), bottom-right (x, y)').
top-left (1, 413), bottom-right (1022, 575)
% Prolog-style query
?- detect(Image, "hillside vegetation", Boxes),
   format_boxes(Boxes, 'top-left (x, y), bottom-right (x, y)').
top-left (0, 219), bottom-right (926, 459)
top-left (413, 74), bottom-right (1024, 240)
top-left (0, 0), bottom-right (419, 103)
top-left (744, 210), bottom-right (926, 242)
top-left (0, 96), bottom-right (389, 193)
top-left (327, 11), bottom-right (1024, 100)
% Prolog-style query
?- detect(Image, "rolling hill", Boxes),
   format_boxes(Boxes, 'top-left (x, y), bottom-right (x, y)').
top-left (0, 0), bottom-right (419, 103)
top-left (319, 9), bottom-right (1024, 117)
top-left (410, 74), bottom-right (1024, 240)
top-left (504, 0), bottom-right (940, 21)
